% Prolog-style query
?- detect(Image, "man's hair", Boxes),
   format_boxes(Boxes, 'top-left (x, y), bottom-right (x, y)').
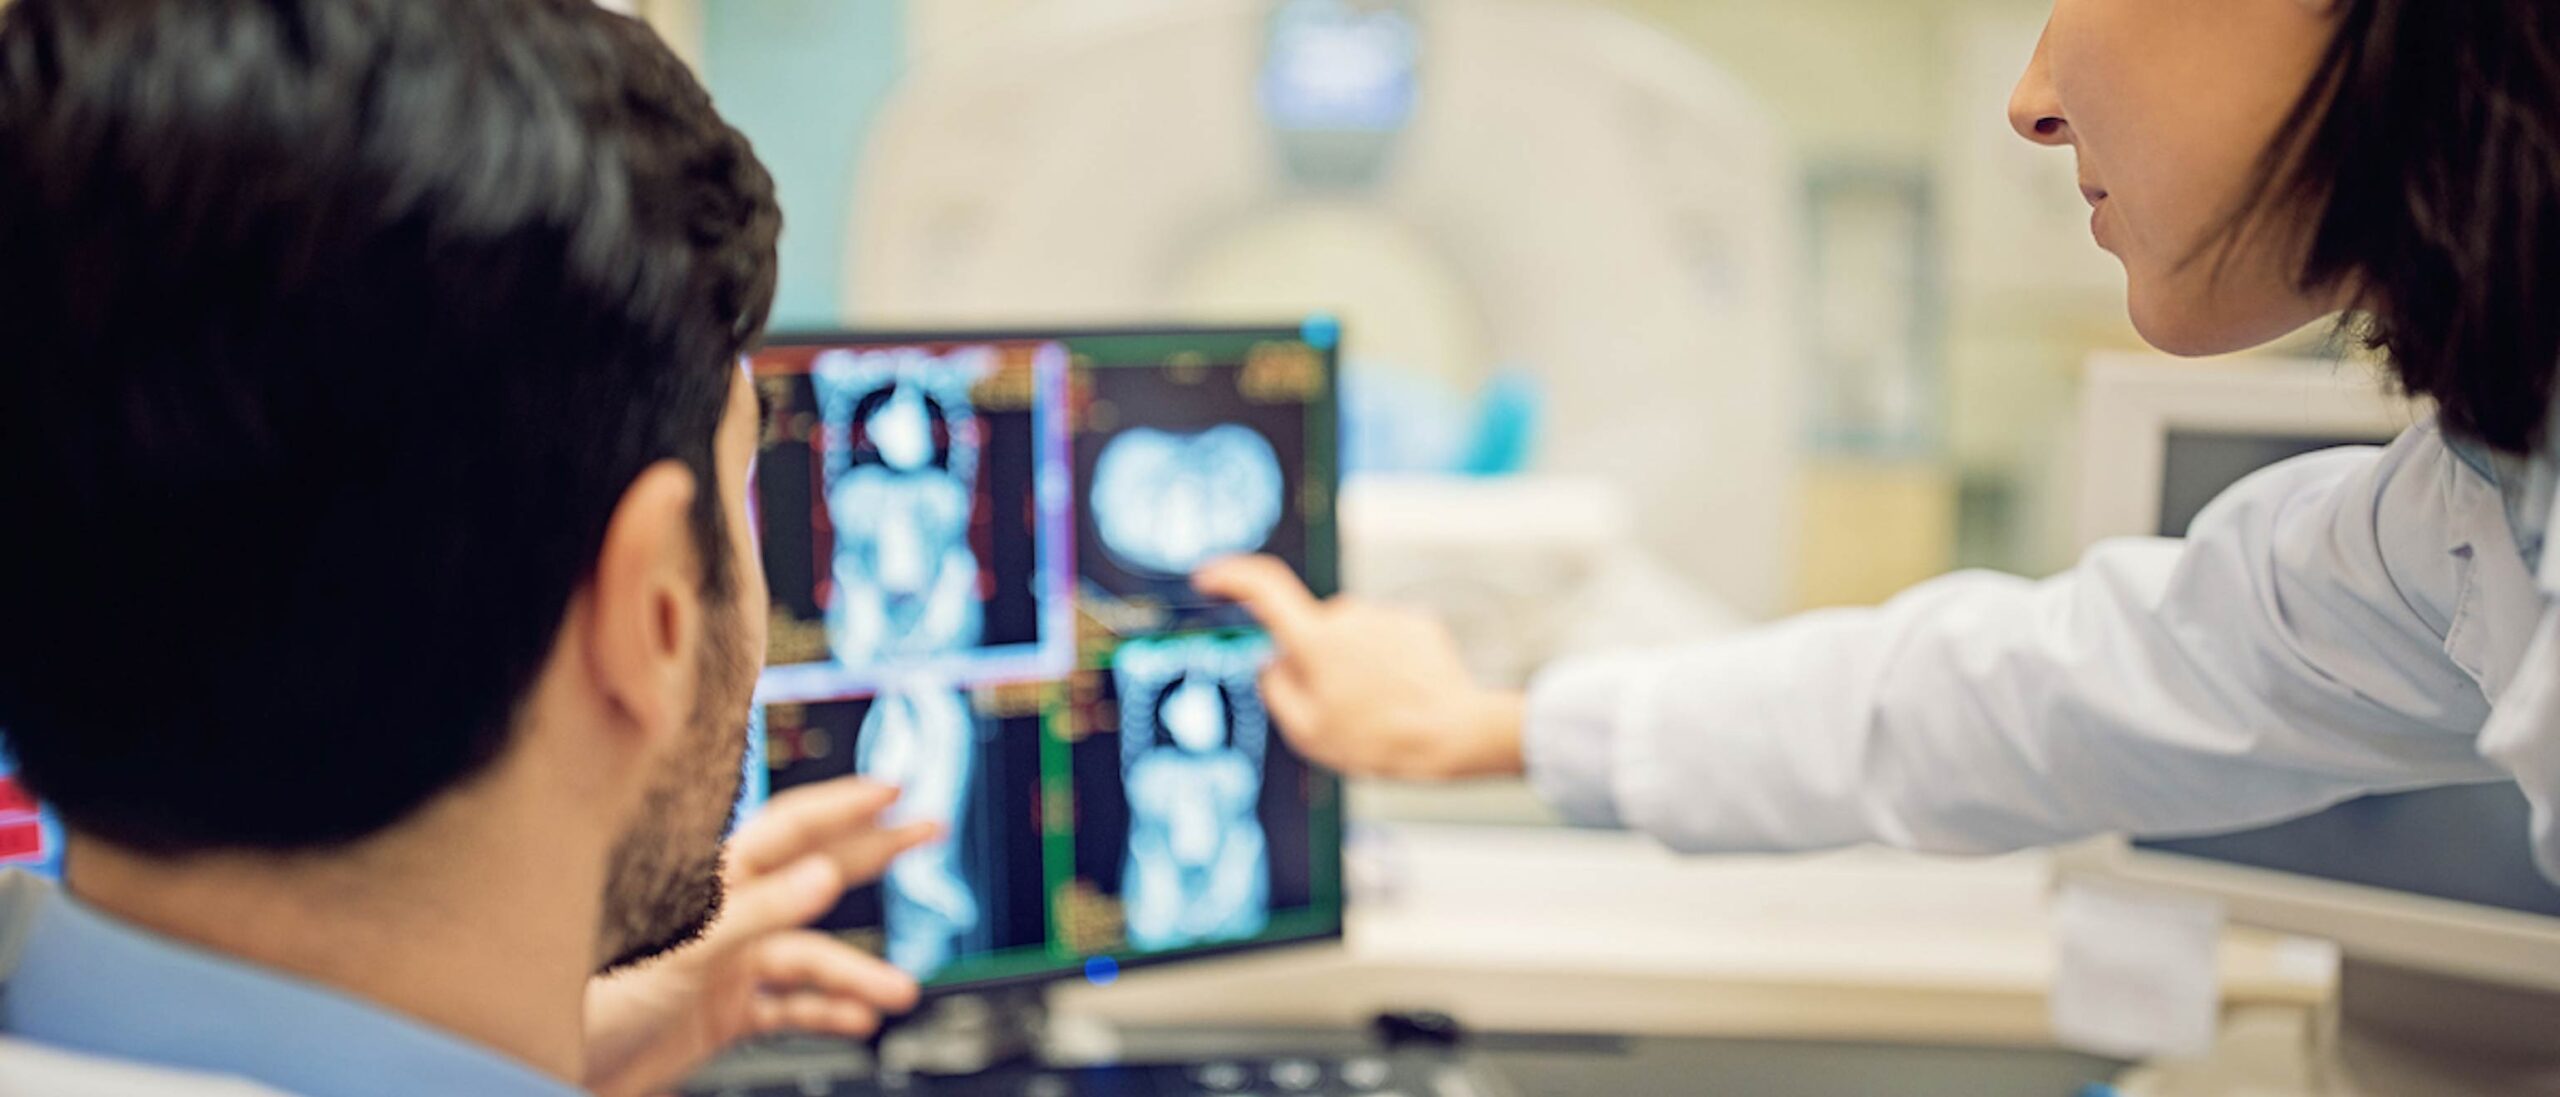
top-left (2233, 0), bottom-right (2560, 453)
top-left (0, 0), bottom-right (780, 853)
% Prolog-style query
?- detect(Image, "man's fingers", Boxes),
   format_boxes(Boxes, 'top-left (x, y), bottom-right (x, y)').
top-left (715, 818), bottom-right (943, 944)
top-left (712, 822), bottom-right (941, 952)
top-left (819, 819), bottom-right (943, 886)
top-left (728, 778), bottom-right (901, 878)
top-left (754, 930), bottom-right (921, 1013)
top-left (709, 855), bottom-right (846, 944)
top-left (1194, 555), bottom-right (1324, 649)
top-left (751, 990), bottom-right (883, 1039)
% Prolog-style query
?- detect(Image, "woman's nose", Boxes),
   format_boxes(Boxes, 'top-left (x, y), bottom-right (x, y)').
top-left (2008, 23), bottom-right (2071, 147)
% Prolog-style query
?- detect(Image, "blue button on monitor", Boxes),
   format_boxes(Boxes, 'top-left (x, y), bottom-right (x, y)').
top-left (1084, 956), bottom-right (1121, 986)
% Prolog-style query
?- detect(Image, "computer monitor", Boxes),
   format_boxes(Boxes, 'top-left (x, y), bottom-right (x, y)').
top-left (2066, 353), bottom-right (2560, 983)
top-left (741, 323), bottom-right (1346, 995)
top-left (2061, 353), bottom-right (2560, 1088)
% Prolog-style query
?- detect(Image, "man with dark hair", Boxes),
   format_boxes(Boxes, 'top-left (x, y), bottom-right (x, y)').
top-left (0, 1), bottom-right (929, 1092)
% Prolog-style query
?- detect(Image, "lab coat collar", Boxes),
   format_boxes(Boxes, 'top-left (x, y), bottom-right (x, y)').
top-left (2481, 403), bottom-right (2560, 878)
top-left (2538, 463), bottom-right (2560, 593)
top-left (2522, 393), bottom-right (2560, 591)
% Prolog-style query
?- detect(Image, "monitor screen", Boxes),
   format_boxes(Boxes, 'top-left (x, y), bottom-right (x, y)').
top-left (0, 745), bottom-right (62, 880)
top-left (743, 324), bottom-right (1346, 992)
top-left (2156, 430), bottom-right (2379, 537)
top-left (2139, 428), bottom-right (2560, 918)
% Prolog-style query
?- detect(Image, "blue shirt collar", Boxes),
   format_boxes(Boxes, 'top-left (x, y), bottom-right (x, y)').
top-left (0, 874), bottom-right (580, 1097)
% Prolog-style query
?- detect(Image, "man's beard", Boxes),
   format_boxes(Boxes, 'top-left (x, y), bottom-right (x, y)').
top-left (593, 591), bottom-right (755, 975)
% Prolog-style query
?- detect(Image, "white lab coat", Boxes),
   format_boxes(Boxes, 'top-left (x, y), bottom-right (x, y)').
top-left (1525, 417), bottom-right (2560, 878)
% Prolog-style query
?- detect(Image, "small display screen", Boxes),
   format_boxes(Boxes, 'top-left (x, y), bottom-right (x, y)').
top-left (0, 747), bottom-right (63, 881)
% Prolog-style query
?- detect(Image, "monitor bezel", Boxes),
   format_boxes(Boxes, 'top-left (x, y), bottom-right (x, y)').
top-left (751, 322), bottom-right (1350, 1000)
top-left (2056, 837), bottom-right (2560, 994)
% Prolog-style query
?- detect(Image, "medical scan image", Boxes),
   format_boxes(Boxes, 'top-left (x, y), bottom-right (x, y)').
top-left (759, 691), bottom-right (1051, 983)
top-left (1090, 425), bottom-right (1286, 577)
top-left (1115, 632), bottom-right (1276, 951)
top-left (751, 337), bottom-right (1072, 702)
top-left (811, 346), bottom-right (994, 666)
top-left (807, 348), bottom-right (1003, 975)
top-left (855, 684), bottom-right (980, 976)
top-left (1072, 346), bottom-right (1324, 630)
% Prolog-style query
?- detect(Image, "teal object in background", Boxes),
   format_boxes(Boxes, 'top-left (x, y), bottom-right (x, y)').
top-left (702, 0), bottom-right (904, 329)
top-left (1338, 364), bottom-right (1542, 477)
top-left (1459, 370), bottom-right (1542, 476)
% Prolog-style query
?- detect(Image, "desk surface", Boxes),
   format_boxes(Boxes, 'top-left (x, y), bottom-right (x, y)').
top-left (1058, 823), bottom-right (2329, 1047)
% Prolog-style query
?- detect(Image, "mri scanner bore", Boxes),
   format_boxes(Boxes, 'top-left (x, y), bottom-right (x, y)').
top-left (1114, 631), bottom-right (1277, 951)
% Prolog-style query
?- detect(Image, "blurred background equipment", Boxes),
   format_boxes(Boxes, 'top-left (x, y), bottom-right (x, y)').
top-left (654, 0), bottom-right (2180, 620)
top-left (840, 0), bottom-right (1804, 625)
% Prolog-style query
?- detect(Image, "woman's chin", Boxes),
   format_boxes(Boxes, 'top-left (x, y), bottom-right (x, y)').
top-left (2127, 277), bottom-right (2329, 359)
top-left (2131, 311), bottom-right (2251, 358)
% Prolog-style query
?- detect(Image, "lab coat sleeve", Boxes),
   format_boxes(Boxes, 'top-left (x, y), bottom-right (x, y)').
top-left (1524, 425), bottom-right (2510, 854)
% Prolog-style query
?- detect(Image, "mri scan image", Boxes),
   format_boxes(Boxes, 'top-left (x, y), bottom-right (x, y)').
top-left (805, 346), bottom-right (1010, 978)
top-left (1089, 425), bottom-right (1285, 577)
top-left (751, 337), bottom-right (1074, 702)
top-left (1115, 632), bottom-right (1274, 951)
top-left (761, 690), bottom-right (1052, 986)
top-left (855, 683), bottom-right (981, 977)
top-left (811, 347), bottom-right (995, 665)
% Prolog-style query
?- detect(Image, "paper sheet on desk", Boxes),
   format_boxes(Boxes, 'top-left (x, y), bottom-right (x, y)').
top-left (2050, 881), bottom-right (2223, 1059)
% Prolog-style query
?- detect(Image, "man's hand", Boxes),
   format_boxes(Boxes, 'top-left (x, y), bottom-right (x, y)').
top-left (1194, 555), bottom-right (1526, 782)
top-left (583, 779), bottom-right (938, 1097)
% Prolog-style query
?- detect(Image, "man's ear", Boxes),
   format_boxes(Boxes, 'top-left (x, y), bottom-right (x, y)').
top-left (582, 461), bottom-right (707, 755)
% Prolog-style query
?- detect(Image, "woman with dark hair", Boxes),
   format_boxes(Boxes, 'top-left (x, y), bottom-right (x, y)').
top-left (1203, 0), bottom-right (2560, 881)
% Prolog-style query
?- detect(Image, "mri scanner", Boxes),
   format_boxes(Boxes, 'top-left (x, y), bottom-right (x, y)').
top-left (845, 0), bottom-right (1804, 635)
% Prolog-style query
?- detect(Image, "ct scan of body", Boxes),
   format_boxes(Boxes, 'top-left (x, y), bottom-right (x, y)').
top-left (1115, 632), bottom-right (1274, 951)
top-left (811, 347), bottom-right (998, 977)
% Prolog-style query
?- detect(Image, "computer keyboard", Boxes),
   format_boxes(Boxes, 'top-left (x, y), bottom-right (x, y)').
top-left (691, 1052), bottom-right (1499, 1097)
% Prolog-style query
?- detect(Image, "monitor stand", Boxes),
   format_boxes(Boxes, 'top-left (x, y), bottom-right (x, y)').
top-left (2120, 958), bottom-right (2560, 1096)
top-left (873, 987), bottom-right (1052, 1081)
